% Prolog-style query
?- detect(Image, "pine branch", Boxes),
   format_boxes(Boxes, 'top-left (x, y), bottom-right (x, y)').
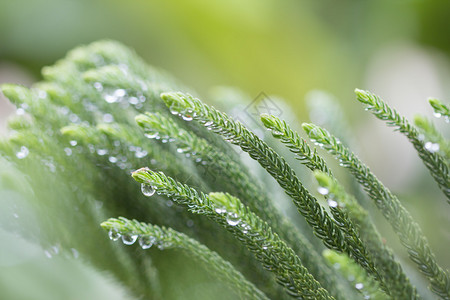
top-left (131, 168), bottom-right (335, 300)
top-left (315, 171), bottom-right (421, 300)
top-left (303, 122), bottom-right (450, 299)
top-left (135, 112), bottom-right (351, 299)
top-left (261, 113), bottom-right (420, 299)
top-left (260, 114), bottom-right (333, 175)
top-left (414, 115), bottom-right (450, 161)
top-left (159, 92), bottom-right (385, 287)
top-left (101, 217), bottom-right (269, 300)
top-left (429, 98), bottom-right (450, 121)
top-left (355, 89), bottom-right (450, 202)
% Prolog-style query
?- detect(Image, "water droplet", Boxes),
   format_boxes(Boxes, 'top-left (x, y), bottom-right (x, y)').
top-left (64, 147), bottom-right (72, 156)
top-left (317, 186), bottom-right (329, 195)
top-left (226, 213), bottom-right (241, 226)
top-left (182, 114), bottom-right (193, 121)
top-left (176, 146), bottom-right (191, 153)
top-left (240, 223), bottom-right (251, 234)
top-left (328, 199), bottom-right (338, 207)
top-left (71, 248), bottom-right (79, 259)
top-left (270, 129), bottom-right (284, 137)
top-left (104, 95), bottom-right (116, 103)
top-left (424, 142), bottom-right (440, 153)
top-left (215, 207), bottom-right (227, 214)
top-left (16, 146), bottom-right (29, 159)
top-left (355, 283), bottom-right (364, 290)
top-left (97, 149), bottom-right (108, 156)
top-left (166, 200), bottom-right (173, 207)
top-left (141, 184), bottom-right (155, 197)
top-left (186, 219), bottom-right (194, 227)
top-left (128, 97), bottom-right (139, 105)
top-left (109, 229), bottom-right (121, 241)
top-left (122, 234), bottom-right (138, 245)
top-left (434, 112), bottom-right (442, 118)
top-left (69, 140), bottom-right (78, 146)
top-left (114, 89), bottom-right (126, 97)
top-left (16, 108), bottom-right (25, 115)
top-left (94, 82), bottom-right (103, 92)
top-left (103, 113), bottom-right (114, 123)
top-left (144, 131), bottom-right (159, 139)
top-left (13, 213), bottom-right (19, 219)
top-left (204, 121), bottom-right (213, 127)
top-left (139, 235), bottom-right (156, 249)
top-left (109, 156), bottom-right (118, 163)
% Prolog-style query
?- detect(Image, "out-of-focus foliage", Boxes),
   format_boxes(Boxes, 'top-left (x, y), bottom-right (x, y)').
top-left (2, 0), bottom-right (450, 116)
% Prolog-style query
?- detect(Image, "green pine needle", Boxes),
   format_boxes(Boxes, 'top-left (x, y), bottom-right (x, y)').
top-left (303, 122), bottom-right (450, 299)
top-left (100, 217), bottom-right (270, 300)
top-left (355, 89), bottom-right (450, 202)
top-left (131, 167), bottom-right (335, 300)
top-left (428, 98), bottom-right (450, 120)
top-left (261, 113), bottom-right (420, 299)
top-left (160, 92), bottom-right (382, 281)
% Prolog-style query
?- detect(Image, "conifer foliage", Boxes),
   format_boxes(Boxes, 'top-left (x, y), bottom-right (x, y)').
top-left (0, 41), bottom-right (448, 299)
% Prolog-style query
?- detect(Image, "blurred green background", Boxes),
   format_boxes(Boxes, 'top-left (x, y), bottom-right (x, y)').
top-left (1, 0), bottom-right (449, 299)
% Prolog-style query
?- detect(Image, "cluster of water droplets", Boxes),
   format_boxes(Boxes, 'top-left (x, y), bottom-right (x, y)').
top-left (95, 82), bottom-right (147, 110)
top-left (42, 245), bottom-right (79, 259)
top-left (434, 112), bottom-right (450, 123)
top-left (100, 145), bottom-right (133, 170)
top-left (143, 129), bottom-right (176, 144)
top-left (128, 145), bottom-right (148, 158)
top-left (418, 134), bottom-right (441, 153)
top-left (169, 102), bottom-right (197, 122)
top-left (214, 206), bottom-right (244, 227)
top-left (317, 186), bottom-right (339, 208)
top-left (108, 229), bottom-right (173, 250)
top-left (214, 205), bottom-right (273, 249)
top-left (424, 141), bottom-right (440, 153)
top-left (103, 88), bottom-right (127, 104)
